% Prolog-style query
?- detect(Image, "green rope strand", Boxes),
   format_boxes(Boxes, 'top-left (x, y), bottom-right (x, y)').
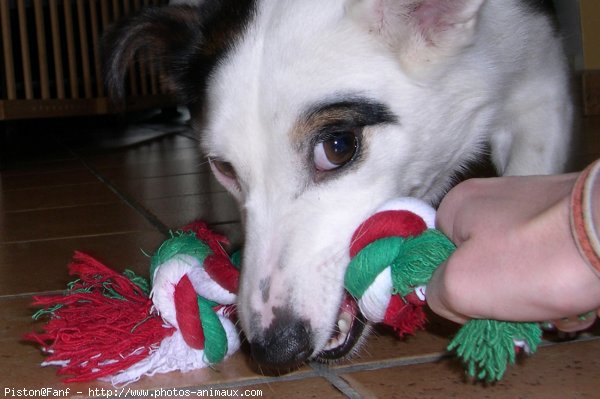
top-left (391, 229), bottom-right (455, 296)
top-left (150, 232), bottom-right (212, 282)
top-left (345, 237), bottom-right (404, 298)
top-left (198, 297), bottom-right (228, 363)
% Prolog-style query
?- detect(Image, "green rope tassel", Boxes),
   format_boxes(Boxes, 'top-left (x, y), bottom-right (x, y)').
top-left (448, 320), bottom-right (542, 382)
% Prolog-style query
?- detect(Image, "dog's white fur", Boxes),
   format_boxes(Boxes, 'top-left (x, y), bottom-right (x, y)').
top-left (105, 0), bottom-right (572, 367)
top-left (196, 0), bottom-right (572, 361)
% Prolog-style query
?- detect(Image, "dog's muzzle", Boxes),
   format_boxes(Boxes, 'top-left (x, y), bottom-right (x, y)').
top-left (249, 294), bottom-right (367, 371)
top-left (249, 312), bottom-right (314, 371)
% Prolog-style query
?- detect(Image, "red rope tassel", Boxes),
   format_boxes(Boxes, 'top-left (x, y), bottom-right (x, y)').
top-left (24, 252), bottom-right (174, 383)
top-left (382, 294), bottom-right (427, 337)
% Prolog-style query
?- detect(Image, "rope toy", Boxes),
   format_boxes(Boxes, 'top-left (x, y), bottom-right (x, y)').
top-left (25, 222), bottom-right (241, 386)
top-left (27, 199), bottom-right (546, 384)
top-left (345, 198), bottom-right (542, 382)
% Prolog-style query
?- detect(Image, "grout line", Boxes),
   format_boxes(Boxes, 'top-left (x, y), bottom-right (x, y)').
top-left (74, 156), bottom-right (171, 237)
top-left (208, 219), bottom-right (242, 227)
top-left (49, 131), bottom-right (172, 237)
top-left (109, 189), bottom-right (230, 203)
top-left (178, 131), bottom-right (201, 143)
top-left (326, 375), bottom-right (365, 399)
top-left (1, 180), bottom-right (108, 193)
top-left (71, 127), bottom-right (192, 153)
top-left (99, 170), bottom-right (213, 181)
top-left (0, 230), bottom-right (157, 245)
top-left (138, 369), bottom-right (323, 397)
top-left (0, 290), bottom-right (65, 300)
top-left (56, 132), bottom-right (225, 238)
top-left (4, 200), bottom-right (129, 214)
top-left (310, 362), bottom-right (365, 399)
top-left (326, 352), bottom-right (449, 375)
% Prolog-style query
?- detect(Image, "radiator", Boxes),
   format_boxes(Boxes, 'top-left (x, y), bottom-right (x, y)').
top-left (0, 0), bottom-right (173, 120)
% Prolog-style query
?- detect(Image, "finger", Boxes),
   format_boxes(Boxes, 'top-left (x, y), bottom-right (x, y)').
top-left (426, 260), bottom-right (469, 325)
top-left (553, 312), bottom-right (597, 333)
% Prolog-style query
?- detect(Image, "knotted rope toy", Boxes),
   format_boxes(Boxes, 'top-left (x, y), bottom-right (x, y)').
top-left (25, 222), bottom-right (241, 386)
top-left (28, 199), bottom-right (544, 384)
top-left (345, 198), bottom-right (542, 382)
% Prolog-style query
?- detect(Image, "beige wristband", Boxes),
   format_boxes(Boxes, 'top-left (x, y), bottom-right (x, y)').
top-left (570, 159), bottom-right (600, 277)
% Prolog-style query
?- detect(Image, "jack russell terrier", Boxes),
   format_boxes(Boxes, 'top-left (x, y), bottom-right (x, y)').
top-left (104, 0), bottom-right (573, 371)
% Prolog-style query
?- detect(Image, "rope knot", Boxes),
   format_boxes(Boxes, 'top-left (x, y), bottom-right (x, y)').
top-left (345, 200), bottom-right (454, 337)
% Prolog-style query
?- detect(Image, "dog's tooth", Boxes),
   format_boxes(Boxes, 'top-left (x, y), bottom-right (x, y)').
top-left (324, 337), bottom-right (339, 350)
top-left (341, 309), bottom-right (353, 323)
top-left (338, 318), bottom-right (349, 334)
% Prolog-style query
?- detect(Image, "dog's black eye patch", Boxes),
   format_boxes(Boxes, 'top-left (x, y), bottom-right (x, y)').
top-left (297, 96), bottom-right (398, 181)
top-left (302, 98), bottom-right (398, 130)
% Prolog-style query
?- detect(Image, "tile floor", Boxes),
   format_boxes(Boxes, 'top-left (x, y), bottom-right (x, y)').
top-left (1, 112), bottom-right (599, 399)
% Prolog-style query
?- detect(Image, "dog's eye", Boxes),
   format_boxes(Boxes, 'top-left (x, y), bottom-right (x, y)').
top-left (314, 130), bottom-right (359, 171)
top-left (210, 158), bottom-right (237, 180)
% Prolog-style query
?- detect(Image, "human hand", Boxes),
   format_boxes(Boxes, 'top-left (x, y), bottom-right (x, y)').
top-left (426, 173), bottom-right (600, 330)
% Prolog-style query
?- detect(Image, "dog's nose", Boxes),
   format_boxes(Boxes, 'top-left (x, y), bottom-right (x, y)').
top-left (250, 316), bottom-right (313, 370)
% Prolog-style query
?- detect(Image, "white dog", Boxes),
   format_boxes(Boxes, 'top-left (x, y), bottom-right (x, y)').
top-left (104, 0), bottom-right (572, 370)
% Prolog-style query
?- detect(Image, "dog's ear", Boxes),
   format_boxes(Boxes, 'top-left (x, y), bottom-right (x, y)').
top-left (102, 6), bottom-right (204, 104)
top-left (103, 2), bottom-right (255, 105)
top-left (348, 0), bottom-right (485, 75)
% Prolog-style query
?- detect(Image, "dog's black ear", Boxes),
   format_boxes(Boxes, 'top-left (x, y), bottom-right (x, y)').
top-left (103, 1), bottom-right (255, 104)
top-left (102, 5), bottom-right (204, 104)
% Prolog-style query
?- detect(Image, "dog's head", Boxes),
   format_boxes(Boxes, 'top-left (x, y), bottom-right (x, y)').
top-left (105, 0), bottom-right (486, 370)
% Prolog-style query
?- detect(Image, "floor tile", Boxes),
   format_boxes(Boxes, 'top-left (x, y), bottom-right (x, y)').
top-left (1, 298), bottom-right (74, 391)
top-left (110, 172), bottom-right (226, 201)
top-left (142, 193), bottom-right (240, 229)
top-left (236, 377), bottom-right (348, 399)
top-left (0, 159), bottom-right (88, 177)
top-left (63, 126), bottom-right (196, 153)
top-left (0, 231), bottom-right (165, 296)
top-left (95, 157), bottom-right (210, 181)
top-left (0, 203), bottom-right (154, 243)
top-left (340, 339), bottom-right (600, 399)
top-left (0, 167), bottom-right (98, 191)
top-left (1, 131), bottom-right (75, 168)
top-left (82, 145), bottom-right (205, 170)
top-left (0, 182), bottom-right (119, 212)
top-left (99, 356), bottom-right (316, 395)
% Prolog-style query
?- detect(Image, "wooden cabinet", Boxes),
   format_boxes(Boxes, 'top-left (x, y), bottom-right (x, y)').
top-left (0, 0), bottom-right (174, 120)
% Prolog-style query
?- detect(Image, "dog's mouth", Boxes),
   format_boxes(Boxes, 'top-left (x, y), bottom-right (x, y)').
top-left (316, 292), bottom-right (366, 361)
